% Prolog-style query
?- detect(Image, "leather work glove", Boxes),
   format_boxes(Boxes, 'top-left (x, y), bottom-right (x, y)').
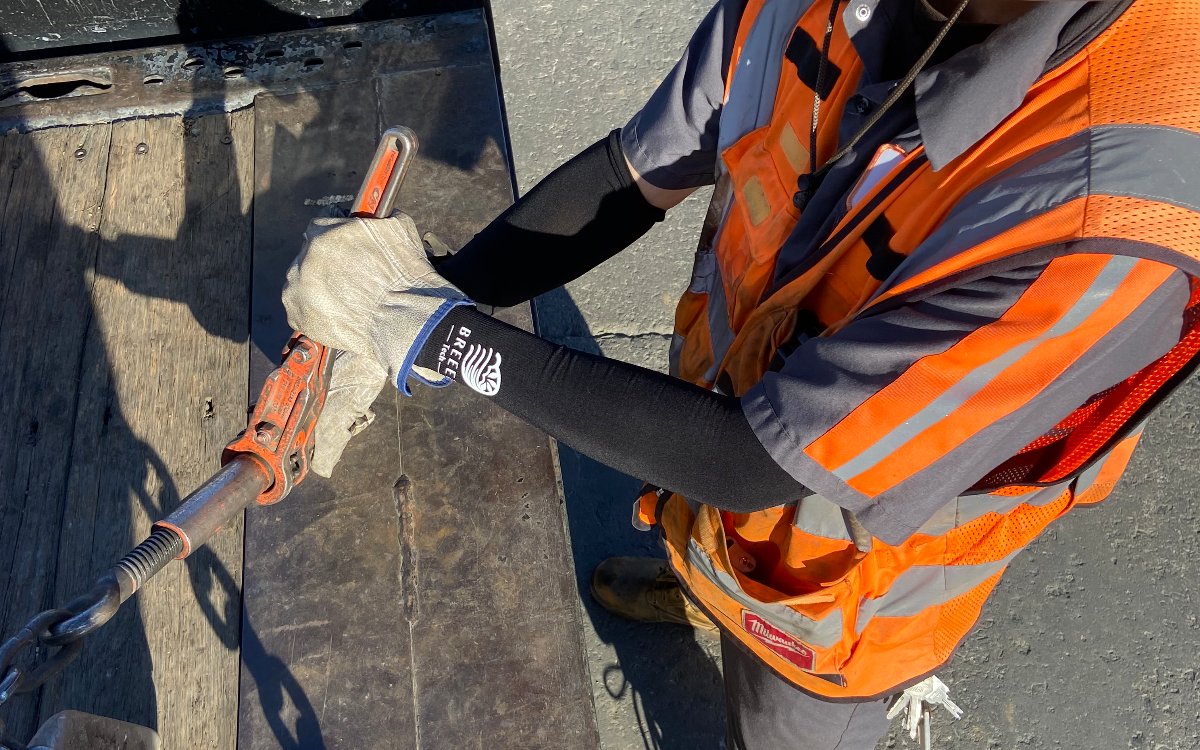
top-left (886, 675), bottom-right (963, 741)
top-left (282, 212), bottom-right (471, 477)
top-left (308, 350), bottom-right (387, 477)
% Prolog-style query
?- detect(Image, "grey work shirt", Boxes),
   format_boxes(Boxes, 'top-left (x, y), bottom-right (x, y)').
top-left (621, 0), bottom-right (1192, 543)
top-left (623, 0), bottom-right (1093, 287)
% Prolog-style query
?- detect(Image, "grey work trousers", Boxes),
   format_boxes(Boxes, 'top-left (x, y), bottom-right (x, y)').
top-left (722, 635), bottom-right (893, 750)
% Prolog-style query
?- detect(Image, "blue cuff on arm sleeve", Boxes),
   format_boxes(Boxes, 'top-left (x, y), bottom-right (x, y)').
top-left (396, 297), bottom-right (475, 396)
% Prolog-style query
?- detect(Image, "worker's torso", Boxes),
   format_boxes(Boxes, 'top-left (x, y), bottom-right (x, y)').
top-left (660, 0), bottom-right (1200, 699)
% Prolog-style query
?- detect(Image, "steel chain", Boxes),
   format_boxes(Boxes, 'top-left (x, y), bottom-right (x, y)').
top-left (0, 597), bottom-right (104, 713)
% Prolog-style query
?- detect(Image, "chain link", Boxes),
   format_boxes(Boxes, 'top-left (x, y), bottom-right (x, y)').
top-left (0, 588), bottom-right (113, 717)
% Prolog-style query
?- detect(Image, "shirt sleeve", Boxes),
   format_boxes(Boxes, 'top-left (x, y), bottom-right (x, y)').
top-left (620, 0), bottom-right (744, 190)
top-left (741, 254), bottom-right (1191, 545)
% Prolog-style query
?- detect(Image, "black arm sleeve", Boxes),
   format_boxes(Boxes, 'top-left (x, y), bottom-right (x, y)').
top-left (415, 306), bottom-right (809, 512)
top-left (435, 129), bottom-right (666, 307)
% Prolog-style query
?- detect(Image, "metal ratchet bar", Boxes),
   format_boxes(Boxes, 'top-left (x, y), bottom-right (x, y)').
top-left (351, 126), bottom-right (418, 218)
top-left (4, 126), bottom-right (421, 692)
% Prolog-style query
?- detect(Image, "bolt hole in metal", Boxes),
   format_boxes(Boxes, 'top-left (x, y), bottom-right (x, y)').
top-left (182, 57), bottom-right (205, 71)
top-left (0, 71), bottom-right (112, 107)
top-left (142, 74), bottom-right (165, 85)
top-left (264, 49), bottom-right (284, 59)
top-left (303, 57), bottom-right (324, 69)
top-left (223, 66), bottom-right (244, 79)
top-left (343, 40), bottom-right (363, 50)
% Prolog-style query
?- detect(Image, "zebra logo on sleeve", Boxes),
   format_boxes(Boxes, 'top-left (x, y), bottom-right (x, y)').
top-left (461, 343), bottom-right (502, 395)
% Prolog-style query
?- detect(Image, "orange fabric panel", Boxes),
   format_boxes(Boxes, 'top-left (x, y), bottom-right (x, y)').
top-left (714, 0), bottom-right (865, 333)
top-left (728, 505), bottom-right (790, 541)
top-left (931, 569), bottom-right (1005, 662)
top-left (1085, 194), bottom-right (1200, 267)
top-left (846, 259), bottom-right (1177, 495)
top-left (783, 0), bottom-right (862, 171)
top-left (672, 288), bottom-right (716, 386)
top-left (715, 147), bottom-right (930, 393)
top-left (718, 305), bottom-right (798, 396)
top-left (872, 198), bottom-right (1087, 307)
top-left (1075, 433), bottom-right (1143, 505)
top-left (1087, 0), bottom-right (1200, 133)
top-left (806, 253), bottom-right (1110, 471)
top-left (636, 487), bottom-right (660, 527)
top-left (846, 606), bottom-right (940, 688)
top-left (724, 0), bottom-right (773, 101)
top-left (947, 489), bottom-right (1073, 566)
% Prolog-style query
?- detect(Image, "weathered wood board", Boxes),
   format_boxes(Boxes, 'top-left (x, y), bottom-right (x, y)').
top-left (0, 10), bottom-right (598, 749)
top-left (240, 23), bottom-right (598, 749)
top-left (0, 111), bottom-right (252, 747)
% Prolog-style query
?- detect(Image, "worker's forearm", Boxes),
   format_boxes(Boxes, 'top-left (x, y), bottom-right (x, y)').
top-left (435, 129), bottom-right (666, 307)
top-left (413, 306), bottom-right (809, 511)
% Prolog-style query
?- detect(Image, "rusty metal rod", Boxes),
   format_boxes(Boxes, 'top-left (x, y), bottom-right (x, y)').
top-left (43, 455), bottom-right (271, 646)
top-left (153, 454), bottom-right (272, 559)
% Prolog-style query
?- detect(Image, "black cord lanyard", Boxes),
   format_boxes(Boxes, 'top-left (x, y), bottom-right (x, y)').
top-left (794, 0), bottom-right (972, 211)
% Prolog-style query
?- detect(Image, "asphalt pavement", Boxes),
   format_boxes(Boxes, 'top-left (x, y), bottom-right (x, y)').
top-left (488, 3), bottom-right (1200, 748)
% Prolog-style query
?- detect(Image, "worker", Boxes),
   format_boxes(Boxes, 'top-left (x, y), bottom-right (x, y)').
top-left (282, 0), bottom-right (1200, 745)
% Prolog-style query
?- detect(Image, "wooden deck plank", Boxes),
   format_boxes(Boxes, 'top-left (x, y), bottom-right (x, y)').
top-left (239, 43), bottom-right (598, 747)
top-left (0, 111), bottom-right (252, 746)
top-left (241, 84), bottom-right (420, 750)
top-left (0, 123), bottom-right (112, 741)
top-left (381, 65), bottom-right (598, 749)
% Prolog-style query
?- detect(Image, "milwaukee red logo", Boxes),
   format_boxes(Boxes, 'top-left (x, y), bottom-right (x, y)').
top-left (742, 611), bottom-right (815, 671)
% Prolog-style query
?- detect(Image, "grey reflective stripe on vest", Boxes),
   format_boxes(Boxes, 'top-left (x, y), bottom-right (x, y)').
top-left (703, 269), bottom-right (737, 385)
top-left (883, 124), bottom-right (1200, 295)
top-left (1074, 419), bottom-right (1147, 496)
top-left (916, 481), bottom-right (1071, 536)
top-left (794, 493), bottom-right (854, 541)
top-left (854, 549), bottom-right (1022, 635)
top-left (687, 537), bottom-right (844, 648)
top-left (670, 184), bottom-right (739, 383)
top-left (718, 0), bottom-right (816, 153)
top-left (832, 254), bottom-right (1141, 481)
top-left (1073, 455), bottom-right (1107, 498)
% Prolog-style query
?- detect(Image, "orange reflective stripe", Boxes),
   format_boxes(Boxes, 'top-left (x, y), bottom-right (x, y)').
top-left (819, 256), bottom-right (1175, 496)
top-left (1086, 194), bottom-right (1200, 265)
top-left (872, 198), bottom-right (1086, 307)
top-left (808, 253), bottom-right (1116, 472)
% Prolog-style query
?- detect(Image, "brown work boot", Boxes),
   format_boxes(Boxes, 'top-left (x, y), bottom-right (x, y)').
top-left (590, 557), bottom-right (718, 633)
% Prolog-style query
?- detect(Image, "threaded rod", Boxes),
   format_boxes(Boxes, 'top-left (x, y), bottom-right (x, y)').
top-left (115, 527), bottom-right (184, 593)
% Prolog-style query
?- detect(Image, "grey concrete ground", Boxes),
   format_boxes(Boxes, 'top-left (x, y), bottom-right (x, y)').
top-left (488, 3), bottom-right (1200, 749)
top-left (489, 3), bottom-right (725, 748)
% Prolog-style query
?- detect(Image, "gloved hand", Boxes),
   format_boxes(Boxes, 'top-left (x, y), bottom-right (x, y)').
top-left (283, 211), bottom-right (472, 476)
top-left (308, 350), bottom-right (387, 477)
top-left (886, 675), bottom-right (963, 741)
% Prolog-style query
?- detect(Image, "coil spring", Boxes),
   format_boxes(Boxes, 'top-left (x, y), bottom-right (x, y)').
top-left (114, 527), bottom-right (183, 591)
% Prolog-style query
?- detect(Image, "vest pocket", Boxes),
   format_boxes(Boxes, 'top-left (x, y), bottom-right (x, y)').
top-left (686, 505), bottom-right (850, 669)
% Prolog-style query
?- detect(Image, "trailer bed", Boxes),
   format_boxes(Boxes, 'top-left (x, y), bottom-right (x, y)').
top-left (0, 12), bottom-right (597, 749)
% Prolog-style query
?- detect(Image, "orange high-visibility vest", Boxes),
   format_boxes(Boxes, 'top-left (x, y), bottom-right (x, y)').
top-left (651, 0), bottom-right (1200, 700)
